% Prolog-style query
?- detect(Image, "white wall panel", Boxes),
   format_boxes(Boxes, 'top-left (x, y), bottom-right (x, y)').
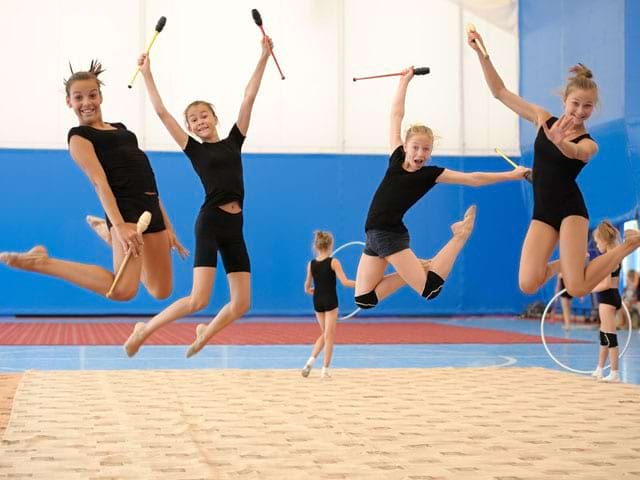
top-left (0, 0), bottom-right (519, 155)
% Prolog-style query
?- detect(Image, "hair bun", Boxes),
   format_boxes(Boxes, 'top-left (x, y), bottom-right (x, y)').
top-left (569, 63), bottom-right (593, 79)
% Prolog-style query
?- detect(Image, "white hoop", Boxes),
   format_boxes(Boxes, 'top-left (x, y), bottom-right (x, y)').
top-left (540, 288), bottom-right (632, 374)
top-left (331, 241), bottom-right (365, 321)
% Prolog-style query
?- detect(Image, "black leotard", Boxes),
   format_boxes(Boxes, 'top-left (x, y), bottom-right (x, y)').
top-left (311, 257), bottom-right (338, 313)
top-left (532, 117), bottom-right (593, 231)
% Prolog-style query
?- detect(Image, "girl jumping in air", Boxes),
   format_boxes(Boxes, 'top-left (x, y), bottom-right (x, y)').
top-left (468, 29), bottom-right (640, 298)
top-left (124, 36), bottom-right (273, 357)
top-left (0, 61), bottom-right (185, 301)
top-left (353, 67), bottom-right (529, 312)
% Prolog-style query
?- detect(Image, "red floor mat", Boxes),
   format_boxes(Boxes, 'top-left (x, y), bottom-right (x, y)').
top-left (0, 322), bottom-right (586, 346)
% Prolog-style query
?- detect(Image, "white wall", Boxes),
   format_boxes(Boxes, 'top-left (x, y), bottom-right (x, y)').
top-left (0, 0), bottom-right (519, 155)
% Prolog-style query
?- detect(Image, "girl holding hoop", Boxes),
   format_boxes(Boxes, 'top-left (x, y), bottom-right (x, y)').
top-left (302, 231), bottom-right (355, 378)
top-left (591, 221), bottom-right (623, 382)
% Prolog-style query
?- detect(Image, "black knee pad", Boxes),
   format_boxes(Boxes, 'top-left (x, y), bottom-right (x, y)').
top-left (604, 332), bottom-right (618, 348)
top-left (422, 271), bottom-right (445, 300)
top-left (355, 290), bottom-right (378, 309)
top-left (599, 331), bottom-right (607, 346)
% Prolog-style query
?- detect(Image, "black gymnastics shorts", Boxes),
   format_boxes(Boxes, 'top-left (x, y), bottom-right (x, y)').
top-left (597, 288), bottom-right (622, 310)
top-left (363, 229), bottom-right (410, 258)
top-left (194, 204), bottom-right (250, 273)
top-left (313, 293), bottom-right (338, 313)
top-left (106, 193), bottom-right (166, 234)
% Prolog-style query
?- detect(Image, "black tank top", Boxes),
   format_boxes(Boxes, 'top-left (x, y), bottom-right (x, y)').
top-left (311, 257), bottom-right (336, 295)
top-left (612, 264), bottom-right (621, 278)
top-left (67, 123), bottom-right (159, 198)
top-left (533, 117), bottom-right (592, 205)
top-left (183, 124), bottom-right (245, 208)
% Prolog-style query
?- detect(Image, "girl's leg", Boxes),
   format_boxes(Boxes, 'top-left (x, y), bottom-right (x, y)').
top-left (310, 312), bottom-right (326, 360)
top-left (0, 231), bottom-right (144, 301)
top-left (518, 220), bottom-right (559, 294)
top-left (356, 205), bottom-right (476, 305)
top-left (322, 308), bottom-right (338, 369)
top-left (124, 267), bottom-right (215, 357)
top-left (302, 312), bottom-right (325, 377)
top-left (599, 304), bottom-right (620, 381)
top-left (426, 204), bottom-right (476, 280)
top-left (561, 217), bottom-right (640, 297)
top-left (138, 231), bottom-right (173, 300)
top-left (560, 297), bottom-right (572, 330)
top-left (187, 271), bottom-right (251, 357)
top-left (355, 253), bottom-right (389, 297)
top-left (385, 205), bottom-right (477, 296)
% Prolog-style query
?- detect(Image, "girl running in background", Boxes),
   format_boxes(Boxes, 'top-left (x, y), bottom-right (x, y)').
top-left (302, 231), bottom-right (355, 379)
top-left (591, 221), bottom-right (623, 382)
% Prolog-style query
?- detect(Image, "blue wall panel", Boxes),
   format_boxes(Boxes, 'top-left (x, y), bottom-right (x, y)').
top-left (0, 148), bottom-right (533, 315)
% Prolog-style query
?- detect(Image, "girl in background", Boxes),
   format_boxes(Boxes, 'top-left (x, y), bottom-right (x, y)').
top-left (302, 231), bottom-right (355, 378)
top-left (591, 221), bottom-right (623, 382)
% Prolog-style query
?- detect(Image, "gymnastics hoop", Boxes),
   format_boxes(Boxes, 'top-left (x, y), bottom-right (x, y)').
top-left (331, 241), bottom-right (365, 321)
top-left (540, 288), bottom-right (632, 374)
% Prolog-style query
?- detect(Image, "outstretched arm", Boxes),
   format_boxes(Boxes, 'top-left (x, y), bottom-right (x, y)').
top-left (236, 36), bottom-right (272, 135)
top-left (304, 262), bottom-right (314, 295)
top-left (467, 29), bottom-right (548, 127)
top-left (389, 67), bottom-right (414, 150)
top-left (139, 53), bottom-right (190, 150)
top-left (332, 259), bottom-right (356, 288)
top-left (437, 166), bottom-right (530, 187)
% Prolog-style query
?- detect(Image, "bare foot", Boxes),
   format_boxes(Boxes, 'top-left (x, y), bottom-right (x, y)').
top-left (123, 322), bottom-right (146, 358)
top-left (451, 205), bottom-right (477, 239)
top-left (186, 324), bottom-right (207, 358)
top-left (86, 215), bottom-right (112, 245)
top-left (0, 246), bottom-right (49, 270)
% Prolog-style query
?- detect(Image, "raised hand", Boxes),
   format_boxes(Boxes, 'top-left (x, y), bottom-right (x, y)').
top-left (261, 35), bottom-right (274, 60)
top-left (137, 53), bottom-right (150, 75)
top-left (542, 115), bottom-right (576, 146)
top-left (400, 66), bottom-right (415, 83)
top-left (466, 29), bottom-right (488, 56)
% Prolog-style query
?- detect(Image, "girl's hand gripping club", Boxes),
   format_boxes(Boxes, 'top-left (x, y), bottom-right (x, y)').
top-left (106, 211), bottom-right (152, 298)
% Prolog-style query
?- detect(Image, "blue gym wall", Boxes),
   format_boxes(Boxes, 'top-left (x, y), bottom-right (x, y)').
top-left (1, 0), bottom-right (637, 316)
top-left (0, 148), bottom-right (532, 316)
top-left (519, 0), bottom-right (640, 298)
